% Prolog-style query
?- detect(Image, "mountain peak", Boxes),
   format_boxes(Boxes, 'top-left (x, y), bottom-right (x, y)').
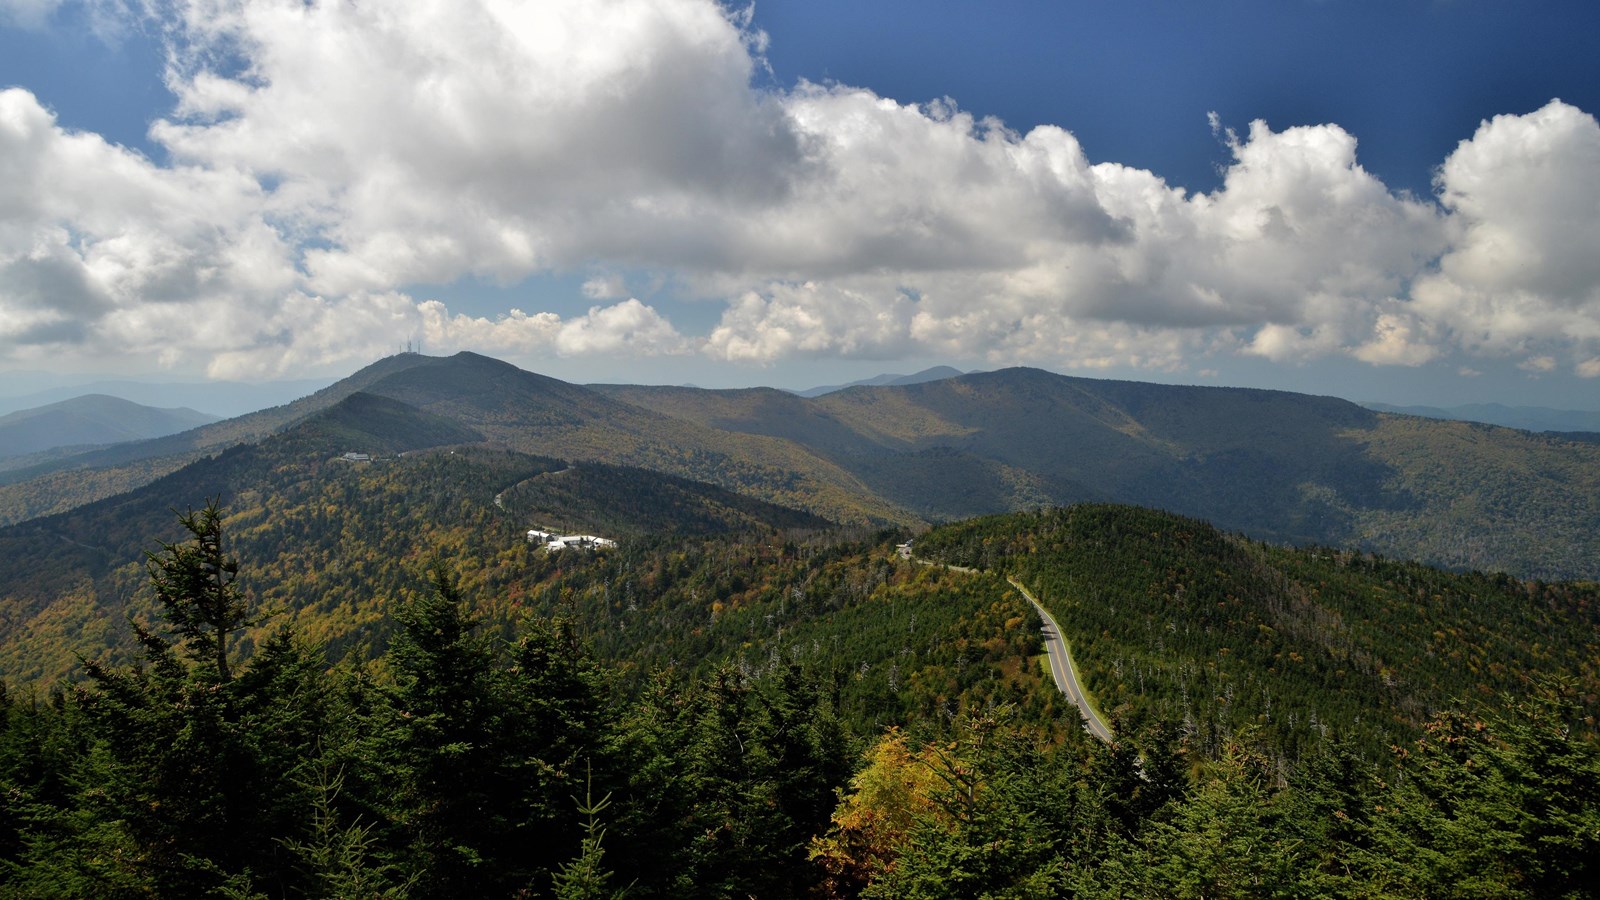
top-left (794, 365), bottom-right (966, 397)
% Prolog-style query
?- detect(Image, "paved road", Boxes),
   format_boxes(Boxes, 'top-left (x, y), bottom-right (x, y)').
top-left (1007, 576), bottom-right (1113, 743)
top-left (907, 553), bottom-right (1111, 742)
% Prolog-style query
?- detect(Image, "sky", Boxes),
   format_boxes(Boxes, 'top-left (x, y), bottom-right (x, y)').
top-left (1, 0), bottom-right (1599, 408)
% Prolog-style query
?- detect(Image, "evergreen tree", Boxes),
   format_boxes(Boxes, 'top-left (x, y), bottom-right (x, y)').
top-left (863, 711), bottom-right (1070, 900)
top-left (1372, 689), bottom-right (1600, 898)
top-left (612, 663), bottom-right (850, 899)
top-left (380, 564), bottom-right (617, 897)
top-left (278, 761), bottom-right (416, 900)
top-left (382, 563), bottom-right (507, 897)
top-left (552, 768), bottom-right (628, 900)
top-left (1135, 736), bottom-right (1305, 899)
top-left (145, 501), bottom-right (252, 683)
top-left (56, 503), bottom-right (333, 896)
top-left (1285, 739), bottom-right (1392, 898)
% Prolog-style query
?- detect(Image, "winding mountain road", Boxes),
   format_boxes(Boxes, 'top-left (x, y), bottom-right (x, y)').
top-left (911, 552), bottom-right (1111, 742)
top-left (1007, 576), bottom-right (1113, 743)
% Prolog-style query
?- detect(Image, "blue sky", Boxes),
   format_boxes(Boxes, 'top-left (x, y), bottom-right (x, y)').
top-left (2, 0), bottom-right (1599, 408)
top-left (755, 0), bottom-right (1600, 199)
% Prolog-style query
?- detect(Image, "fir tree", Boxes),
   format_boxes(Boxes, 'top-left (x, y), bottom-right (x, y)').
top-left (551, 766), bottom-right (628, 900)
top-left (144, 500), bottom-right (252, 683)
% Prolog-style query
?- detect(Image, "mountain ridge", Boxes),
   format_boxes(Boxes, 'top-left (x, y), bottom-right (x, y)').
top-left (0, 394), bottom-right (219, 460)
top-left (789, 365), bottom-right (966, 397)
top-left (602, 364), bottom-right (1600, 579)
top-left (1362, 400), bottom-right (1600, 434)
top-left (2, 352), bottom-right (1597, 579)
top-left (0, 377), bottom-right (335, 419)
top-left (0, 353), bottom-right (440, 523)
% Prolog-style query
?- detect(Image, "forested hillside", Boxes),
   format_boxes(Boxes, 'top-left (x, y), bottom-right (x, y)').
top-left (599, 365), bottom-right (1600, 579)
top-left (2, 499), bottom-right (1596, 897)
top-left (2, 352), bottom-right (1598, 895)
top-left (915, 505), bottom-right (1600, 761)
top-left (0, 391), bottom-right (830, 685)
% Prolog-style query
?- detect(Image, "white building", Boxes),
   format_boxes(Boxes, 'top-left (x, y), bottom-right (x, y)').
top-left (528, 529), bottom-right (616, 553)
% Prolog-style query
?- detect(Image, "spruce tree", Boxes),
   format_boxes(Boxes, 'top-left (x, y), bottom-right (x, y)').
top-left (552, 767), bottom-right (628, 900)
top-left (62, 503), bottom-right (332, 896)
top-left (145, 500), bottom-right (251, 682)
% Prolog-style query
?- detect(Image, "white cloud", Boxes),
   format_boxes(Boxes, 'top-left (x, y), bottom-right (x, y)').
top-left (704, 111), bottom-right (1444, 370)
top-left (1412, 101), bottom-right (1600, 355)
top-left (0, 0), bottom-right (138, 41)
top-left (2, 0), bottom-right (1599, 382)
top-left (1577, 358), bottom-right (1600, 378)
top-left (0, 87), bottom-right (297, 366)
top-left (706, 282), bottom-right (916, 362)
top-left (582, 274), bottom-right (628, 300)
top-left (552, 298), bottom-right (689, 357)
top-left (202, 294), bottom-right (686, 379)
top-left (1352, 313), bottom-right (1439, 367)
top-left (152, 0), bottom-right (803, 293)
top-left (0, 0), bottom-right (70, 28)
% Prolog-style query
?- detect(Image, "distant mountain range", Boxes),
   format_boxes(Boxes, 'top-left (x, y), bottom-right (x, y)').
top-left (790, 366), bottom-right (966, 397)
top-left (0, 377), bottom-right (336, 419)
top-left (1, 351), bottom-right (1597, 581)
top-left (0, 395), bottom-right (218, 461)
top-left (1361, 401), bottom-right (1600, 435)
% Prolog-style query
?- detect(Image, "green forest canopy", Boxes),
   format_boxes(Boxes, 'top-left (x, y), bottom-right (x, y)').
top-left (3, 498), bottom-right (1598, 897)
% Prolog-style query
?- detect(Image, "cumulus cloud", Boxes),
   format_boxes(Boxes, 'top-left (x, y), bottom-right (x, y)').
top-left (203, 294), bottom-right (686, 380)
top-left (706, 282), bottom-right (916, 362)
top-left (553, 298), bottom-right (690, 357)
top-left (1411, 101), bottom-right (1600, 364)
top-left (152, 0), bottom-right (804, 293)
top-left (704, 111), bottom-right (1445, 370)
top-left (2, 0), bottom-right (1599, 381)
top-left (0, 86), bottom-right (296, 366)
top-left (1352, 314), bottom-right (1439, 367)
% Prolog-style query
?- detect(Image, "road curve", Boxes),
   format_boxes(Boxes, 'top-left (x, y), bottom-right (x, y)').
top-left (1007, 576), bottom-right (1113, 743)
